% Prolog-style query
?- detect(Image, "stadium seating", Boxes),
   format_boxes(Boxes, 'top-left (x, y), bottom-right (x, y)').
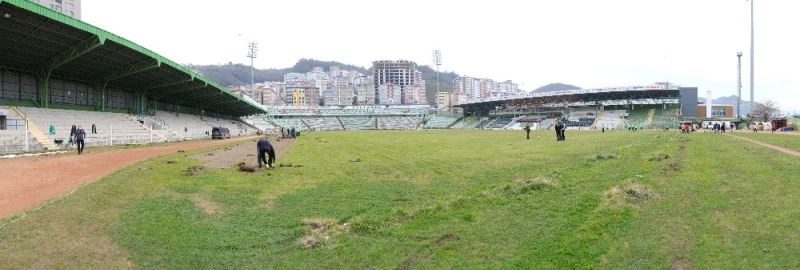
top-left (593, 110), bottom-right (626, 129)
top-left (450, 116), bottom-right (480, 129)
top-left (154, 111), bottom-right (213, 140)
top-left (19, 107), bottom-right (158, 147)
top-left (340, 117), bottom-right (376, 130)
top-left (488, 116), bottom-right (514, 129)
top-left (242, 115), bottom-right (278, 133)
top-left (624, 106), bottom-right (651, 129)
top-left (651, 106), bottom-right (680, 129)
top-left (303, 117), bottom-right (344, 131)
top-left (0, 129), bottom-right (44, 154)
top-left (423, 114), bottom-right (460, 129)
top-left (378, 116), bottom-right (422, 129)
top-left (565, 108), bottom-right (596, 128)
top-left (538, 118), bottom-right (557, 130)
top-left (204, 116), bottom-right (255, 136)
top-left (271, 117), bottom-right (308, 131)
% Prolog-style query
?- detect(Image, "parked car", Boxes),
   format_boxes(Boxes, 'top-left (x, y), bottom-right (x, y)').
top-left (211, 127), bottom-right (230, 139)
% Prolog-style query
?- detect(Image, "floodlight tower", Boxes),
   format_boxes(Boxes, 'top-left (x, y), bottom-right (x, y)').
top-left (433, 49), bottom-right (442, 95)
top-left (748, 0), bottom-right (754, 116)
top-left (247, 42), bottom-right (258, 89)
top-left (737, 52), bottom-right (743, 118)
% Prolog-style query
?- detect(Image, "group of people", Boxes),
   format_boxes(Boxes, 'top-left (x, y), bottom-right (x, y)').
top-left (554, 121), bottom-right (566, 141)
top-left (523, 121), bottom-right (566, 141)
top-left (280, 127), bottom-right (299, 139)
top-left (710, 122), bottom-right (730, 133)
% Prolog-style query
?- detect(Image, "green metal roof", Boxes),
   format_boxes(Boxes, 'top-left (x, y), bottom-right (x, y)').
top-left (0, 0), bottom-right (265, 116)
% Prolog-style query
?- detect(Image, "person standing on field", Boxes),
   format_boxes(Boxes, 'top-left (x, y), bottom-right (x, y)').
top-left (524, 124), bottom-right (531, 140)
top-left (554, 122), bottom-right (562, 141)
top-left (75, 125), bottom-right (86, 154)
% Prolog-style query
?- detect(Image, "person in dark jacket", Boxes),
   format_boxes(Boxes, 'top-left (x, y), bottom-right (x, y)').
top-left (554, 122), bottom-right (562, 141)
top-left (256, 137), bottom-right (276, 168)
top-left (75, 125), bottom-right (86, 154)
top-left (70, 124), bottom-right (77, 142)
top-left (524, 124), bottom-right (531, 140)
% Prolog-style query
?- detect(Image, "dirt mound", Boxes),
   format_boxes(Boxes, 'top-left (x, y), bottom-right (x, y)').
top-left (299, 218), bottom-right (349, 248)
top-left (503, 176), bottom-right (559, 195)
top-left (604, 183), bottom-right (659, 206)
top-left (191, 136), bottom-right (294, 169)
top-left (238, 163), bottom-right (258, 172)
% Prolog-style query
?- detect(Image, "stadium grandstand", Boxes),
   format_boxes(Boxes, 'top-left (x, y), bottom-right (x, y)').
top-left (452, 83), bottom-right (698, 131)
top-left (0, 0), bottom-right (264, 154)
top-left (0, 0), bottom-right (710, 156)
top-left (247, 85), bottom-right (693, 133)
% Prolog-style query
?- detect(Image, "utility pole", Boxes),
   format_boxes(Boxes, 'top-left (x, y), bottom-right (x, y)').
top-left (737, 52), bottom-right (743, 118)
top-left (748, 0), bottom-right (754, 117)
top-left (247, 42), bottom-right (258, 92)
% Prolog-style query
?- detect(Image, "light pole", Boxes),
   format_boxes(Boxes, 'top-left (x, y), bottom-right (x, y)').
top-left (247, 42), bottom-right (258, 90)
top-left (432, 49), bottom-right (442, 104)
top-left (748, 0), bottom-right (754, 117)
top-left (737, 52), bottom-right (743, 118)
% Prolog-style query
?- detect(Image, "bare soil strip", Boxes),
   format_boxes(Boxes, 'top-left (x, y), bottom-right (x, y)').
top-left (0, 136), bottom-right (256, 219)
top-left (728, 134), bottom-right (800, 157)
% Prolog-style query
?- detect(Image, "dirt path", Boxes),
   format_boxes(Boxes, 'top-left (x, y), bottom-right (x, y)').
top-left (0, 136), bottom-right (257, 219)
top-left (192, 136), bottom-right (295, 169)
top-left (728, 134), bottom-right (800, 157)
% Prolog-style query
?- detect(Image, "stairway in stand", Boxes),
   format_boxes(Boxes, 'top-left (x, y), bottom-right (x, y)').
top-left (9, 106), bottom-right (53, 151)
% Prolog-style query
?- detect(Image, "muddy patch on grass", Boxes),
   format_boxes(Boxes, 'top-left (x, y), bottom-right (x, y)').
top-left (184, 166), bottom-right (205, 176)
top-left (604, 183), bottom-right (659, 206)
top-left (299, 218), bottom-right (349, 248)
top-left (648, 152), bottom-right (670, 161)
top-left (192, 195), bottom-right (220, 214)
top-left (190, 136), bottom-right (294, 169)
top-left (586, 152), bottom-right (619, 163)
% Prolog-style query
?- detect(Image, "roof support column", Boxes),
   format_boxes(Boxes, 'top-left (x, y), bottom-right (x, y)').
top-left (95, 81), bottom-right (108, 112)
top-left (35, 35), bottom-right (105, 108)
top-left (135, 91), bottom-right (147, 116)
top-left (35, 75), bottom-right (49, 108)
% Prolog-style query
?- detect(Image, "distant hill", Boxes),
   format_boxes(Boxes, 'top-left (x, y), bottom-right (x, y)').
top-left (187, 59), bottom-right (370, 87)
top-left (188, 59), bottom-right (459, 104)
top-left (417, 65), bottom-right (459, 104)
top-left (532, 83), bottom-right (581, 93)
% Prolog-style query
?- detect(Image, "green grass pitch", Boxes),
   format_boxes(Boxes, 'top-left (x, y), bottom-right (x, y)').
top-left (1, 130), bottom-right (799, 269)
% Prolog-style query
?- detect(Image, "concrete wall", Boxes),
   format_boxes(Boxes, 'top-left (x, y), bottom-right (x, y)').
top-left (679, 87), bottom-right (698, 117)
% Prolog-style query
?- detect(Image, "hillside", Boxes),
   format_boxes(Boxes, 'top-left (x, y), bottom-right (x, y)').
top-left (532, 83), bottom-right (581, 93)
top-left (188, 59), bottom-right (459, 104)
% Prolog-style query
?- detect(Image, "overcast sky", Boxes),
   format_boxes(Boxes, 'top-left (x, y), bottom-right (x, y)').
top-left (83, 0), bottom-right (799, 111)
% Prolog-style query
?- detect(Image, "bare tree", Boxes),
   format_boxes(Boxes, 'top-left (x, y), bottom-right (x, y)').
top-left (751, 100), bottom-right (780, 122)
